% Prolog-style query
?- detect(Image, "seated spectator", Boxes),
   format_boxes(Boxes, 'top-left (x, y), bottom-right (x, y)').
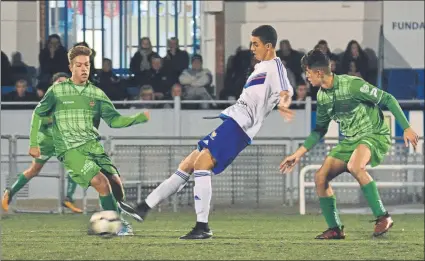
top-left (341, 40), bottom-right (369, 80)
top-left (316, 40), bottom-right (339, 62)
top-left (179, 54), bottom-right (214, 109)
top-left (330, 58), bottom-right (338, 74)
top-left (347, 61), bottom-right (363, 78)
top-left (36, 72), bottom-right (69, 99)
top-left (163, 37), bottom-right (190, 83)
top-left (3, 79), bottom-right (37, 102)
top-left (97, 58), bottom-right (126, 101)
top-left (10, 52), bottom-right (31, 84)
top-left (281, 59), bottom-right (296, 90)
top-left (276, 40), bottom-right (304, 83)
top-left (74, 42), bottom-right (96, 81)
top-left (1, 51), bottom-right (13, 86)
top-left (130, 37), bottom-right (158, 84)
top-left (291, 81), bottom-right (308, 109)
top-left (132, 84), bottom-right (157, 109)
top-left (164, 83), bottom-right (184, 109)
top-left (141, 54), bottom-right (174, 100)
top-left (38, 34), bottom-right (69, 83)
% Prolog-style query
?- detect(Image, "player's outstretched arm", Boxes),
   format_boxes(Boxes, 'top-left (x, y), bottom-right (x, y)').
top-left (100, 98), bottom-right (150, 128)
top-left (277, 91), bottom-right (294, 121)
top-left (350, 79), bottom-right (419, 149)
top-left (279, 104), bottom-right (331, 174)
top-left (29, 88), bottom-right (56, 158)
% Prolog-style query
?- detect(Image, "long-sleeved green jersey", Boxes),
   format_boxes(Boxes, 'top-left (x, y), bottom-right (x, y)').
top-left (303, 74), bottom-right (410, 150)
top-left (30, 79), bottom-right (148, 156)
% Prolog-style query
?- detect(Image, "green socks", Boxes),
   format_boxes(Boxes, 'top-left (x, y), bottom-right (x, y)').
top-left (361, 181), bottom-right (387, 217)
top-left (319, 195), bottom-right (343, 229)
top-left (66, 175), bottom-right (78, 201)
top-left (10, 173), bottom-right (29, 197)
top-left (99, 193), bottom-right (119, 212)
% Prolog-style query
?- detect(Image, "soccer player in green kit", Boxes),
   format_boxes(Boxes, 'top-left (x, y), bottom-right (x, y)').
top-left (27, 46), bottom-right (149, 235)
top-left (280, 49), bottom-right (419, 239)
top-left (2, 72), bottom-right (82, 214)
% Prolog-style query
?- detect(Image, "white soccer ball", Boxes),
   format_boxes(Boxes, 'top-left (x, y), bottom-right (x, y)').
top-left (89, 210), bottom-right (122, 236)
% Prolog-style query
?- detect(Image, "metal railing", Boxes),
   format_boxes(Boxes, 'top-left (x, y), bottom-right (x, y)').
top-left (2, 135), bottom-right (423, 214)
top-left (299, 164), bottom-right (425, 215)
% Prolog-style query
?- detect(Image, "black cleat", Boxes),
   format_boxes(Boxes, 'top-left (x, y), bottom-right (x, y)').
top-left (118, 201), bottom-right (144, 222)
top-left (131, 201), bottom-right (151, 222)
top-left (315, 226), bottom-right (346, 240)
top-left (179, 223), bottom-right (213, 240)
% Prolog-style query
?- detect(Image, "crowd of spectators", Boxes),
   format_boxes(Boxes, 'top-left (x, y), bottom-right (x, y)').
top-left (1, 35), bottom-right (421, 110)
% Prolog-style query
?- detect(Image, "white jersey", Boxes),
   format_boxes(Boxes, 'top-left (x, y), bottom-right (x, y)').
top-left (221, 57), bottom-right (293, 140)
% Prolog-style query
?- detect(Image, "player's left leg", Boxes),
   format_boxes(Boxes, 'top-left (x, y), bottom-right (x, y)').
top-left (347, 142), bottom-right (393, 237)
top-left (62, 175), bottom-right (82, 213)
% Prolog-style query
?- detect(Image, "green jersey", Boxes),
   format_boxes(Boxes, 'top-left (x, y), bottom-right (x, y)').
top-left (303, 74), bottom-right (410, 150)
top-left (30, 79), bottom-right (148, 156)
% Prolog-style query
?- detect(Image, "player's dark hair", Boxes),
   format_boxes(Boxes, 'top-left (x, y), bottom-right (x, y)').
top-left (251, 25), bottom-right (277, 48)
top-left (301, 49), bottom-right (331, 74)
top-left (51, 72), bottom-right (69, 83)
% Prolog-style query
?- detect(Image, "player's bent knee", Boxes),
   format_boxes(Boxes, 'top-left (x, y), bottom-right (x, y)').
top-left (90, 173), bottom-right (111, 195)
top-left (347, 162), bottom-right (366, 175)
top-left (179, 159), bottom-right (194, 173)
top-left (193, 149), bottom-right (215, 170)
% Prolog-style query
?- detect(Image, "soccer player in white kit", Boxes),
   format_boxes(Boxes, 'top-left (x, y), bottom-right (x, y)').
top-left (134, 25), bottom-right (294, 239)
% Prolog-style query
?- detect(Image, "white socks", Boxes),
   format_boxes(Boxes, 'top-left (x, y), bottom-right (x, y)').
top-left (145, 169), bottom-right (190, 208)
top-left (193, 170), bottom-right (212, 223)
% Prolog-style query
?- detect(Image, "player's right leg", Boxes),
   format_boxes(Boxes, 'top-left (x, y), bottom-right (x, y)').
top-left (134, 150), bottom-right (199, 220)
top-left (2, 160), bottom-right (44, 212)
top-left (313, 156), bottom-right (348, 240)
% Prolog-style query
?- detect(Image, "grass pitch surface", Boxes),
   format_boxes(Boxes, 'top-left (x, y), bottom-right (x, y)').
top-left (1, 210), bottom-right (423, 260)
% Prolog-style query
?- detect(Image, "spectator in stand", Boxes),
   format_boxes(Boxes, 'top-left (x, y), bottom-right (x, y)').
top-left (97, 58), bottom-right (126, 101)
top-left (276, 40), bottom-right (304, 83)
top-left (10, 52), bottom-right (31, 84)
top-left (163, 83), bottom-right (184, 109)
top-left (179, 54), bottom-right (213, 109)
top-left (73, 42), bottom-right (96, 81)
top-left (341, 40), bottom-right (369, 80)
top-left (281, 59), bottom-right (296, 90)
top-left (347, 61), bottom-right (363, 78)
top-left (2, 79), bottom-right (37, 102)
top-left (141, 54), bottom-right (174, 100)
top-left (316, 40), bottom-right (339, 62)
top-left (330, 58), bottom-right (338, 74)
top-left (130, 37), bottom-right (158, 84)
top-left (132, 84), bottom-right (157, 109)
top-left (39, 34), bottom-right (69, 83)
top-left (1, 51), bottom-right (13, 86)
top-left (291, 81), bottom-right (308, 109)
top-left (163, 37), bottom-right (190, 83)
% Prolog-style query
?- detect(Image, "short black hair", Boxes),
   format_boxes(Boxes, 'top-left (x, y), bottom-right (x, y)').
top-left (251, 25), bottom-right (277, 48)
top-left (301, 49), bottom-right (330, 72)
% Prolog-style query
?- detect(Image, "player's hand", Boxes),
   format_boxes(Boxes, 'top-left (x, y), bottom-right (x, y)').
top-left (278, 106), bottom-right (295, 122)
top-left (29, 147), bottom-right (41, 158)
top-left (143, 110), bottom-right (150, 121)
top-left (403, 127), bottom-right (419, 149)
top-left (279, 153), bottom-right (301, 174)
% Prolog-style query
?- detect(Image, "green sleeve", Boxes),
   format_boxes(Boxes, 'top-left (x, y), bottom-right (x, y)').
top-left (30, 89), bottom-right (56, 147)
top-left (100, 99), bottom-right (149, 128)
top-left (350, 78), bottom-right (410, 130)
top-left (303, 105), bottom-right (331, 150)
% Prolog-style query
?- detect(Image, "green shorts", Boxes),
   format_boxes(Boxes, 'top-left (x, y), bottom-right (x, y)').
top-left (58, 139), bottom-right (119, 189)
top-left (328, 134), bottom-right (391, 167)
top-left (34, 135), bottom-right (55, 164)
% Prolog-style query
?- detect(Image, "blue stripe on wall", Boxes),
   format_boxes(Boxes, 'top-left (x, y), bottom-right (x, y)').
top-left (395, 110), bottom-right (410, 142)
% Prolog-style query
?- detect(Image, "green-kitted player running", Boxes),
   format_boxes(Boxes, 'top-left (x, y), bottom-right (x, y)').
top-left (2, 73), bottom-right (82, 213)
top-left (280, 50), bottom-right (419, 239)
top-left (28, 45), bottom-right (149, 235)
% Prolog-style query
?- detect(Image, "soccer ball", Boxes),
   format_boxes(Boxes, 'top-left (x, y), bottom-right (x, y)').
top-left (89, 210), bottom-right (122, 236)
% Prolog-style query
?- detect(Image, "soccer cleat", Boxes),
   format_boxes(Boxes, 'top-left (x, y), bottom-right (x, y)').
top-left (117, 219), bottom-right (134, 236)
top-left (132, 201), bottom-right (151, 222)
top-left (315, 226), bottom-right (346, 239)
top-left (179, 227), bottom-right (213, 240)
top-left (62, 197), bottom-right (83, 213)
top-left (118, 201), bottom-right (144, 222)
top-left (372, 213), bottom-right (394, 237)
top-left (2, 188), bottom-right (12, 212)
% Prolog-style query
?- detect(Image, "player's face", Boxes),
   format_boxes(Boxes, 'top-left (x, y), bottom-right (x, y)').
top-left (69, 55), bottom-right (90, 84)
top-left (250, 36), bottom-right (271, 61)
top-left (305, 67), bottom-right (323, 87)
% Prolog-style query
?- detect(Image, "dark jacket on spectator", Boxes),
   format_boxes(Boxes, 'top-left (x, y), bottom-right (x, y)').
top-left (163, 49), bottom-right (190, 83)
top-left (98, 71), bottom-right (127, 101)
top-left (1, 51), bottom-right (14, 86)
top-left (141, 68), bottom-right (175, 98)
top-left (2, 90), bottom-right (38, 102)
top-left (39, 46), bottom-right (69, 80)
